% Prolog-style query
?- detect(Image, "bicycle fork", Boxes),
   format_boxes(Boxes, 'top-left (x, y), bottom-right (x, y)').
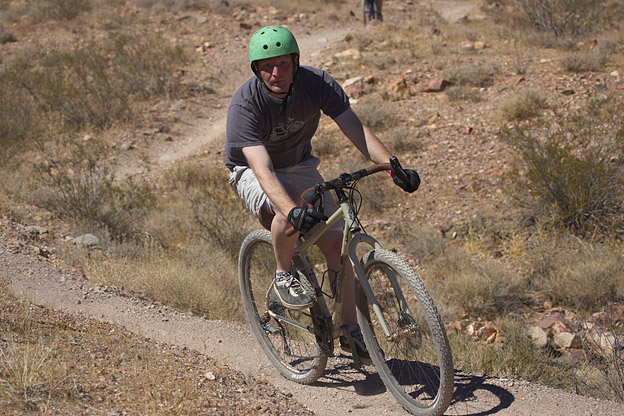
top-left (348, 233), bottom-right (413, 341)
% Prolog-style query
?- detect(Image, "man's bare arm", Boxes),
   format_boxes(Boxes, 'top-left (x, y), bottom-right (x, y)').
top-left (333, 108), bottom-right (392, 164)
top-left (242, 145), bottom-right (297, 217)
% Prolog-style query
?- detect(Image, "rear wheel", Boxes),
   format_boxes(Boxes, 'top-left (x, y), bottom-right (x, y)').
top-left (239, 229), bottom-right (327, 384)
top-left (357, 248), bottom-right (454, 416)
top-left (361, 0), bottom-right (376, 24)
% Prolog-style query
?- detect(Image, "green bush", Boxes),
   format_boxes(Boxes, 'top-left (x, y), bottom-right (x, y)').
top-left (500, 95), bottom-right (624, 236)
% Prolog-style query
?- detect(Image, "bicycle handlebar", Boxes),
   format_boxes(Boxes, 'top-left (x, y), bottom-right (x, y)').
top-left (285, 160), bottom-right (405, 237)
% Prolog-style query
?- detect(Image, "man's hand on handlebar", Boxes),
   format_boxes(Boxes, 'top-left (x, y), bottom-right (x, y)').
top-left (389, 156), bottom-right (420, 193)
top-left (392, 168), bottom-right (420, 193)
top-left (288, 205), bottom-right (328, 234)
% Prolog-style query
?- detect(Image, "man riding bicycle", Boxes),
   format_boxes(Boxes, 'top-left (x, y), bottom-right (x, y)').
top-left (225, 25), bottom-right (418, 363)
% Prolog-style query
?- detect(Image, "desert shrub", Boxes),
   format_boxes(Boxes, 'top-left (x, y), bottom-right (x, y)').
top-left (311, 123), bottom-right (345, 157)
top-left (82, 244), bottom-right (244, 320)
top-left (444, 62), bottom-right (498, 88)
top-left (26, 0), bottom-right (92, 21)
top-left (445, 85), bottom-right (481, 103)
top-left (499, 89), bottom-right (547, 121)
top-left (168, 162), bottom-right (254, 257)
top-left (353, 99), bottom-right (399, 131)
top-left (560, 47), bottom-right (609, 72)
top-left (425, 246), bottom-right (529, 319)
top-left (0, 67), bottom-right (41, 167)
top-left (134, 0), bottom-right (211, 11)
top-left (0, 30), bottom-right (185, 137)
top-left (538, 246), bottom-right (624, 311)
top-left (450, 321), bottom-right (564, 385)
top-left (385, 126), bottom-right (419, 154)
top-left (500, 95), bottom-right (624, 236)
top-left (513, 0), bottom-right (608, 38)
top-left (580, 306), bottom-right (624, 401)
top-left (394, 222), bottom-right (447, 261)
top-left (0, 324), bottom-right (71, 408)
top-left (33, 138), bottom-right (155, 240)
top-left (0, 21), bottom-right (16, 43)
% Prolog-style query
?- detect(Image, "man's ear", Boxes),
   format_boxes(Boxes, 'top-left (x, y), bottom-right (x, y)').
top-left (292, 54), bottom-right (299, 72)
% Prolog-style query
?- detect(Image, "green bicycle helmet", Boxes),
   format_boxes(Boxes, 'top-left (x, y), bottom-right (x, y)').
top-left (248, 26), bottom-right (300, 116)
top-left (248, 25), bottom-right (300, 66)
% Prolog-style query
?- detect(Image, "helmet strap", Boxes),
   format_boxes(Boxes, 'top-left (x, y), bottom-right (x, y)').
top-left (278, 82), bottom-right (293, 116)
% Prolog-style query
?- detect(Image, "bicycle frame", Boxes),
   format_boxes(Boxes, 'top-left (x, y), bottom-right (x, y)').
top-left (269, 186), bottom-right (401, 347)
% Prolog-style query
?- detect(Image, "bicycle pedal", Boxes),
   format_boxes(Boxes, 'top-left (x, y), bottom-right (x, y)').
top-left (262, 323), bottom-right (282, 335)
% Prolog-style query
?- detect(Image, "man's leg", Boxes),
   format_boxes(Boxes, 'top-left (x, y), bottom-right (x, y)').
top-left (316, 229), bottom-right (357, 326)
top-left (270, 206), bottom-right (299, 270)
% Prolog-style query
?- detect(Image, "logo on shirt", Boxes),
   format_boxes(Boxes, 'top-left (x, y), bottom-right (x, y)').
top-left (270, 117), bottom-right (304, 141)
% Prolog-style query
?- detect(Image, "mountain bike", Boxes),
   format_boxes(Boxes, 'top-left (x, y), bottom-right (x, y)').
top-left (238, 157), bottom-right (454, 416)
top-left (362, 0), bottom-right (378, 24)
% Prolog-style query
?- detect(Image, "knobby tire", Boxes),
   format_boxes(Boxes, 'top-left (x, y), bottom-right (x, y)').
top-left (356, 248), bottom-right (454, 416)
top-left (238, 229), bottom-right (327, 384)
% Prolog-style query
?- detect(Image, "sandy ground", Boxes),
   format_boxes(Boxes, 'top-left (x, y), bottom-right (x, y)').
top-left (4, 1), bottom-right (624, 415)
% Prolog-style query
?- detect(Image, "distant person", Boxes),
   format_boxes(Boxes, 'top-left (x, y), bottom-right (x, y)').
top-left (376, 0), bottom-right (383, 21)
top-left (225, 26), bottom-right (419, 363)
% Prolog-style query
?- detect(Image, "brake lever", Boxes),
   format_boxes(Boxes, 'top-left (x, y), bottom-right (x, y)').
top-left (389, 156), bottom-right (409, 182)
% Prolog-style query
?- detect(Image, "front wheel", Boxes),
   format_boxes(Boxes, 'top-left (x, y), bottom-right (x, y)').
top-left (238, 229), bottom-right (327, 384)
top-left (357, 249), bottom-right (454, 416)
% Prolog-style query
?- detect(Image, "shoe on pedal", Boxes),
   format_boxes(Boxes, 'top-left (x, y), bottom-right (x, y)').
top-left (273, 270), bottom-right (313, 310)
top-left (340, 325), bottom-right (373, 365)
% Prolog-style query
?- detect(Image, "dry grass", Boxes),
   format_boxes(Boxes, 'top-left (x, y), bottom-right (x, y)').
top-left (424, 245), bottom-right (529, 319)
top-left (499, 89), bottom-right (548, 121)
top-left (79, 243), bottom-right (245, 322)
top-left (0, 280), bottom-right (310, 414)
top-left (1, 0), bottom-right (624, 405)
top-left (533, 244), bottom-right (624, 313)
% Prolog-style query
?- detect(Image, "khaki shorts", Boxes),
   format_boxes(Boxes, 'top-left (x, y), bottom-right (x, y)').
top-left (229, 156), bottom-right (342, 231)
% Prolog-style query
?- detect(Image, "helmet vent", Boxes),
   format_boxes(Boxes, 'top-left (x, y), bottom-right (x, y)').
top-left (276, 42), bottom-right (281, 47)
top-left (263, 45), bottom-right (268, 49)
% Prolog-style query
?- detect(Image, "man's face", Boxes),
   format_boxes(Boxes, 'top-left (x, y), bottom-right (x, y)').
top-left (255, 54), bottom-right (298, 95)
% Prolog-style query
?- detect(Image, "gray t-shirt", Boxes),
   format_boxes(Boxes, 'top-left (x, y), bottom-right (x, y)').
top-left (225, 66), bottom-right (350, 170)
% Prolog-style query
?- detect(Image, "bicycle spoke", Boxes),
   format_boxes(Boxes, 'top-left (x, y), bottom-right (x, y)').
top-left (239, 230), bottom-right (327, 384)
top-left (358, 248), bottom-right (453, 416)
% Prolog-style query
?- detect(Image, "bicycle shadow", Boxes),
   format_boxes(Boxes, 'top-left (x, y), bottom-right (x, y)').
top-left (315, 357), bottom-right (515, 415)
top-left (314, 354), bottom-right (388, 395)
top-left (448, 372), bottom-right (515, 416)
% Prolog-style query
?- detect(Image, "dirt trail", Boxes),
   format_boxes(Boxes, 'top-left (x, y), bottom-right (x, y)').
top-left (428, 0), bottom-right (481, 24)
top-left (136, 27), bottom-right (352, 175)
top-left (5, 1), bottom-right (624, 415)
top-left (6, 227), bottom-right (624, 416)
